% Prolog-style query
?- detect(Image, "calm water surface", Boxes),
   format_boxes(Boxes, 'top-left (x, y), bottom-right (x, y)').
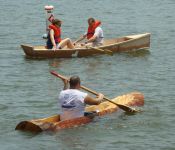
top-left (0, 0), bottom-right (175, 149)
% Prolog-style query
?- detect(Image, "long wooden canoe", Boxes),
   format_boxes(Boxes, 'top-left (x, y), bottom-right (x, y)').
top-left (15, 92), bottom-right (144, 133)
top-left (21, 33), bottom-right (150, 58)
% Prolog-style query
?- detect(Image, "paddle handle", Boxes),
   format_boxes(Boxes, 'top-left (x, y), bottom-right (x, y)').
top-left (80, 85), bottom-right (122, 106)
top-left (80, 85), bottom-right (108, 100)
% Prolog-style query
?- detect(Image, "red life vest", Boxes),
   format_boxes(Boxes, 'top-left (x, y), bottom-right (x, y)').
top-left (86, 21), bottom-right (101, 39)
top-left (49, 24), bottom-right (61, 43)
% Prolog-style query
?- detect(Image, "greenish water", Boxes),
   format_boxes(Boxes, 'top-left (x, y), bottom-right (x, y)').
top-left (0, 0), bottom-right (175, 149)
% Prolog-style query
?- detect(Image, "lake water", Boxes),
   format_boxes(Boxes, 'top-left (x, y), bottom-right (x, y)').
top-left (0, 0), bottom-right (175, 149)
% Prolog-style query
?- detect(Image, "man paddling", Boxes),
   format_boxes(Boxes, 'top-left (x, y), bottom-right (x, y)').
top-left (74, 18), bottom-right (104, 47)
top-left (59, 76), bottom-right (104, 121)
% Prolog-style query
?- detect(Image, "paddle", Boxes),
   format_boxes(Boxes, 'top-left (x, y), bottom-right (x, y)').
top-left (74, 38), bottom-right (113, 56)
top-left (87, 46), bottom-right (113, 56)
top-left (50, 71), bottom-right (139, 113)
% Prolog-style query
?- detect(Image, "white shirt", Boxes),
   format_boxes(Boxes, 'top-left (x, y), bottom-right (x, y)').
top-left (59, 89), bottom-right (88, 121)
top-left (93, 26), bottom-right (104, 45)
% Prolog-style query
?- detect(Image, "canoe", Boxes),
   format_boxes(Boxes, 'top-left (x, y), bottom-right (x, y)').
top-left (15, 92), bottom-right (144, 133)
top-left (21, 33), bottom-right (150, 58)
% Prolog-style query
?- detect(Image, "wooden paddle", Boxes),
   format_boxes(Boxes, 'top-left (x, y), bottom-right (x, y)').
top-left (50, 71), bottom-right (139, 113)
top-left (87, 46), bottom-right (113, 56)
top-left (74, 38), bottom-right (113, 56)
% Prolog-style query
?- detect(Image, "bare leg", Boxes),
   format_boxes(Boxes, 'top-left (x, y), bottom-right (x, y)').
top-left (67, 38), bottom-right (75, 49)
top-left (59, 38), bottom-right (75, 49)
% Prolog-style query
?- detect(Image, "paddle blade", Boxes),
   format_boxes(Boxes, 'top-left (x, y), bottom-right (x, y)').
top-left (50, 71), bottom-right (68, 80)
top-left (88, 46), bottom-right (113, 56)
top-left (105, 50), bottom-right (113, 56)
top-left (50, 70), bottom-right (58, 77)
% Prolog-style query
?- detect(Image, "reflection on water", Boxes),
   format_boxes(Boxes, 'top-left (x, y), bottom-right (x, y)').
top-left (119, 49), bottom-right (151, 58)
top-left (47, 49), bottom-right (151, 73)
top-left (126, 49), bottom-right (151, 57)
top-left (56, 131), bottom-right (89, 150)
top-left (48, 58), bottom-right (63, 68)
top-left (15, 130), bottom-right (40, 139)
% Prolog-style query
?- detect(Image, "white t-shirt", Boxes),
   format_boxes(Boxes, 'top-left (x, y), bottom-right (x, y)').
top-left (59, 89), bottom-right (88, 121)
top-left (93, 26), bottom-right (104, 45)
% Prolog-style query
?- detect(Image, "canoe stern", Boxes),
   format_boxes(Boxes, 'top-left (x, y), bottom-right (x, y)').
top-left (118, 33), bottom-right (151, 52)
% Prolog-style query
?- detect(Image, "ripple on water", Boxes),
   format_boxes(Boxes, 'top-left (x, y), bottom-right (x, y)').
top-left (0, 104), bottom-right (8, 111)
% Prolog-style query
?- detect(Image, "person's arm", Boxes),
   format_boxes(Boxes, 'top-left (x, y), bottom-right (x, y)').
top-left (85, 35), bottom-right (97, 44)
top-left (50, 29), bottom-right (57, 50)
top-left (84, 93), bottom-right (104, 105)
top-left (74, 34), bottom-right (86, 44)
top-left (61, 78), bottom-right (69, 90)
top-left (80, 35), bottom-right (97, 46)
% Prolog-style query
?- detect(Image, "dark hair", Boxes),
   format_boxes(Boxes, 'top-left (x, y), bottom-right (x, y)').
top-left (52, 19), bottom-right (62, 26)
top-left (69, 76), bottom-right (80, 88)
top-left (88, 17), bottom-right (95, 24)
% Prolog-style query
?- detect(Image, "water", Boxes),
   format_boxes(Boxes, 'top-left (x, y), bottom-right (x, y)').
top-left (0, 0), bottom-right (175, 149)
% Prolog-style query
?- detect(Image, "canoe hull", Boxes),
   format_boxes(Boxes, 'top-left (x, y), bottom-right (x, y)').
top-left (21, 33), bottom-right (150, 58)
top-left (15, 92), bottom-right (144, 132)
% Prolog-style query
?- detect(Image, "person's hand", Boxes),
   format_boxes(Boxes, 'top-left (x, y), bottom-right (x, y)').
top-left (98, 93), bottom-right (104, 102)
top-left (73, 42), bottom-right (77, 46)
top-left (81, 43), bottom-right (85, 46)
top-left (52, 45), bottom-right (57, 50)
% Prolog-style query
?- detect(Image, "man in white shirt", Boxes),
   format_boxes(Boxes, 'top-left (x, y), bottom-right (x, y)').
top-left (59, 76), bottom-right (104, 121)
top-left (74, 18), bottom-right (104, 47)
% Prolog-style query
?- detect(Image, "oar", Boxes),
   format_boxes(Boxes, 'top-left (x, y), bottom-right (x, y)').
top-left (87, 46), bottom-right (113, 56)
top-left (74, 39), bottom-right (113, 56)
top-left (50, 71), bottom-right (139, 113)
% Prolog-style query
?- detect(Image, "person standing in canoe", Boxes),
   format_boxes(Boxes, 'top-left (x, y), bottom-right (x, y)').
top-left (46, 19), bottom-right (75, 50)
top-left (59, 76), bottom-right (104, 121)
top-left (74, 17), bottom-right (104, 47)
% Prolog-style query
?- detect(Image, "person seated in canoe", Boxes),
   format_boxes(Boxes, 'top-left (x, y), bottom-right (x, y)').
top-left (59, 76), bottom-right (104, 121)
top-left (46, 19), bottom-right (75, 50)
top-left (74, 17), bottom-right (104, 47)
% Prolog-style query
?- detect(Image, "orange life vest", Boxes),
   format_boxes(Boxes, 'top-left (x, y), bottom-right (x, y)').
top-left (86, 21), bottom-right (101, 39)
top-left (49, 24), bottom-right (61, 43)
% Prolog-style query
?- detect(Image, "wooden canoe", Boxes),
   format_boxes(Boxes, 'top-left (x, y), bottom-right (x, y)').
top-left (21, 33), bottom-right (150, 58)
top-left (15, 92), bottom-right (144, 133)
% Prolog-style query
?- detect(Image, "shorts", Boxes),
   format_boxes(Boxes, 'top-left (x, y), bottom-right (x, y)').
top-left (46, 40), bottom-right (59, 49)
